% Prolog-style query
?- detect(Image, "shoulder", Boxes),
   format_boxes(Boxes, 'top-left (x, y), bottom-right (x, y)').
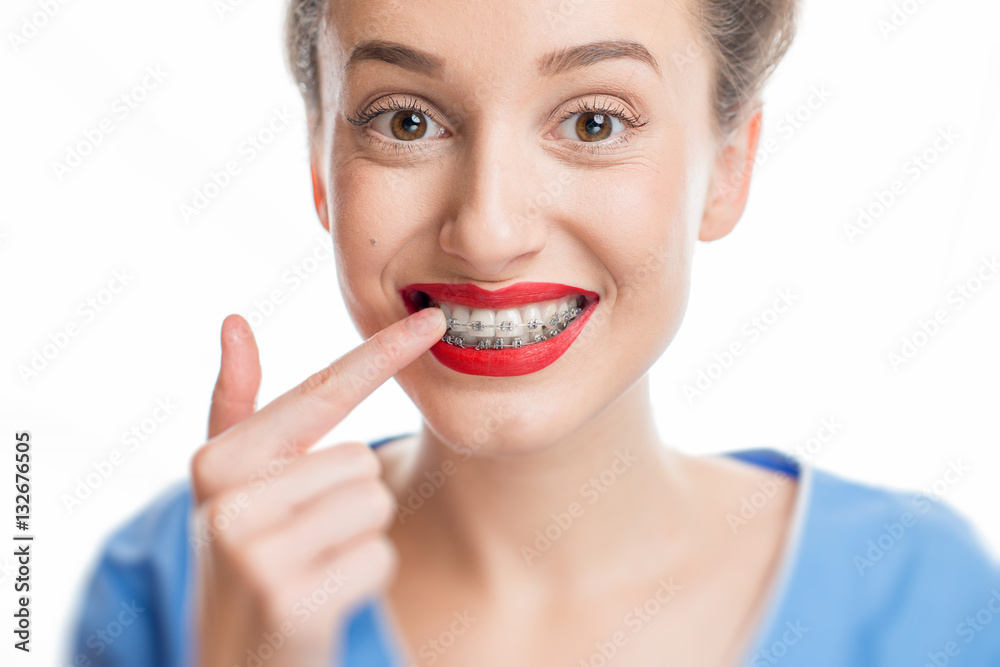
top-left (775, 464), bottom-right (1000, 663)
top-left (803, 465), bottom-right (997, 581)
top-left (69, 468), bottom-right (400, 667)
top-left (90, 477), bottom-right (194, 599)
top-left (69, 478), bottom-right (194, 666)
top-left (100, 478), bottom-right (193, 562)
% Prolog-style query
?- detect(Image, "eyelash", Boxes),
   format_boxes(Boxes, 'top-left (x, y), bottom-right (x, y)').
top-left (554, 98), bottom-right (649, 154)
top-left (346, 95), bottom-right (649, 156)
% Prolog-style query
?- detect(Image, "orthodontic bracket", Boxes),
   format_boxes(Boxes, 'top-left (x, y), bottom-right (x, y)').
top-left (439, 307), bottom-right (584, 351)
top-left (444, 312), bottom-right (577, 334)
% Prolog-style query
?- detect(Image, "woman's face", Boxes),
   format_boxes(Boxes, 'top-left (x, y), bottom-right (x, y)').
top-left (311, 0), bottom-right (754, 456)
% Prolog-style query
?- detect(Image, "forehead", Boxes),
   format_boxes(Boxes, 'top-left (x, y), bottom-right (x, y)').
top-left (321, 0), bottom-right (701, 99)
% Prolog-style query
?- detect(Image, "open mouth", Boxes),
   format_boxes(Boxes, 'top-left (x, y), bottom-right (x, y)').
top-left (400, 282), bottom-right (600, 377)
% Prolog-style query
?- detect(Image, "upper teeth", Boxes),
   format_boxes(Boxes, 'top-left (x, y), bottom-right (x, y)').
top-left (431, 295), bottom-right (585, 348)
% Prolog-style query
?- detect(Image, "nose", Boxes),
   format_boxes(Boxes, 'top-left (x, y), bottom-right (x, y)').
top-left (438, 132), bottom-right (547, 277)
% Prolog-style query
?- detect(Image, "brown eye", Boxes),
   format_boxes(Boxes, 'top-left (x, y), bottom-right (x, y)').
top-left (575, 112), bottom-right (612, 142)
top-left (556, 109), bottom-right (627, 144)
top-left (390, 111), bottom-right (427, 140)
top-left (371, 109), bottom-right (445, 142)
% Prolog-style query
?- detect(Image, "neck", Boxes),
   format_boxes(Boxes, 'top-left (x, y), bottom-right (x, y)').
top-left (389, 375), bottom-right (692, 600)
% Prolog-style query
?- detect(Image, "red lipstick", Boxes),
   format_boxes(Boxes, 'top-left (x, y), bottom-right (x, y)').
top-left (400, 282), bottom-right (600, 377)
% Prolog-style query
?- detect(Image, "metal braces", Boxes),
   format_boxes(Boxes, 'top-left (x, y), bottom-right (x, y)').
top-left (439, 326), bottom-right (569, 350)
top-left (444, 309), bottom-right (581, 335)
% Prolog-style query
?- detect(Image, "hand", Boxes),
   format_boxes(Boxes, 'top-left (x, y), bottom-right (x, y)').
top-left (190, 308), bottom-right (445, 667)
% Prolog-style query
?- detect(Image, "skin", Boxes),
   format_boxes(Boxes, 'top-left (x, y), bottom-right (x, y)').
top-left (194, 308), bottom-right (448, 667)
top-left (193, 0), bottom-right (798, 666)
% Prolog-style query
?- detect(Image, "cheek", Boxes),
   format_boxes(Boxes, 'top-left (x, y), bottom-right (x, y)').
top-left (576, 158), bottom-right (693, 302)
top-left (560, 157), bottom-right (695, 369)
top-left (331, 159), bottom-right (399, 253)
top-left (329, 158), bottom-right (415, 333)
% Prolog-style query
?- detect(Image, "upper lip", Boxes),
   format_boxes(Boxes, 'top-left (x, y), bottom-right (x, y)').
top-left (400, 282), bottom-right (599, 311)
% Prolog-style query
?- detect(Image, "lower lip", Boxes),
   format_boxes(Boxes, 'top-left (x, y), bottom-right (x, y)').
top-left (425, 297), bottom-right (599, 377)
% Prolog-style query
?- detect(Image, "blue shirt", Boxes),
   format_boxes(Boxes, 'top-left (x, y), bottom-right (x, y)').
top-left (68, 438), bottom-right (1000, 666)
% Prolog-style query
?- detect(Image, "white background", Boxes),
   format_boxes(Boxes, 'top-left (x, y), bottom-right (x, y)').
top-left (2, 0), bottom-right (999, 664)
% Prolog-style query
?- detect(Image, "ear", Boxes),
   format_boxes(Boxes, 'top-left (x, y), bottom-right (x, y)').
top-left (310, 153), bottom-right (330, 233)
top-left (698, 108), bottom-right (763, 242)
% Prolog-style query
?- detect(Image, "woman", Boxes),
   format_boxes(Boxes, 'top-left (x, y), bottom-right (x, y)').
top-left (69, 0), bottom-right (1000, 665)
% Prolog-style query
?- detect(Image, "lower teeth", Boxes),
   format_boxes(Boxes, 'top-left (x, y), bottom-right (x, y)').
top-left (439, 307), bottom-right (582, 350)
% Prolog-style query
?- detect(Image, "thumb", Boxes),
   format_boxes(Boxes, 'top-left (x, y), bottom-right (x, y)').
top-left (208, 314), bottom-right (262, 439)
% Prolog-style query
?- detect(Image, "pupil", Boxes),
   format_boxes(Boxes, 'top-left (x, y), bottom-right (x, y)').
top-left (586, 113), bottom-right (605, 136)
top-left (401, 113), bottom-right (421, 133)
top-left (576, 112), bottom-right (611, 142)
top-left (392, 111), bottom-right (427, 140)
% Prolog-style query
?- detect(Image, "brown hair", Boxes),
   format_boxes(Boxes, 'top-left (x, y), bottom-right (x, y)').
top-left (686, 0), bottom-right (798, 136)
top-left (284, 0), bottom-right (798, 138)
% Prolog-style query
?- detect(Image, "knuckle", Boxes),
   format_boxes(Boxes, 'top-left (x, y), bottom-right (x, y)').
top-left (202, 500), bottom-right (241, 550)
top-left (367, 482), bottom-right (395, 526)
top-left (190, 445), bottom-right (219, 500)
top-left (298, 363), bottom-right (343, 403)
top-left (235, 537), bottom-right (277, 582)
top-left (191, 444), bottom-right (210, 476)
top-left (251, 576), bottom-right (291, 627)
top-left (260, 595), bottom-right (295, 630)
top-left (368, 330), bottom-right (404, 368)
top-left (325, 535), bottom-right (397, 599)
top-left (204, 495), bottom-right (226, 525)
top-left (353, 476), bottom-right (390, 509)
top-left (211, 523), bottom-right (240, 557)
top-left (341, 478), bottom-right (395, 534)
top-left (365, 534), bottom-right (399, 579)
top-left (336, 441), bottom-right (382, 479)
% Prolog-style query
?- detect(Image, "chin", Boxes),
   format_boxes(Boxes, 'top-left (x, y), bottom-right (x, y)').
top-left (393, 352), bottom-right (619, 460)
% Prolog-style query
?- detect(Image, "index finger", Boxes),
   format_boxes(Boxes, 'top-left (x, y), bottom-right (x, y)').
top-left (195, 307), bottom-right (445, 494)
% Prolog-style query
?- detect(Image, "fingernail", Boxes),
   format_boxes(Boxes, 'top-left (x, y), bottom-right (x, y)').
top-left (406, 308), bottom-right (445, 335)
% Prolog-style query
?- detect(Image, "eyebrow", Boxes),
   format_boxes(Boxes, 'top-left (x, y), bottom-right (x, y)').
top-left (345, 40), bottom-right (445, 78)
top-left (539, 39), bottom-right (661, 79)
top-left (344, 38), bottom-right (661, 79)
